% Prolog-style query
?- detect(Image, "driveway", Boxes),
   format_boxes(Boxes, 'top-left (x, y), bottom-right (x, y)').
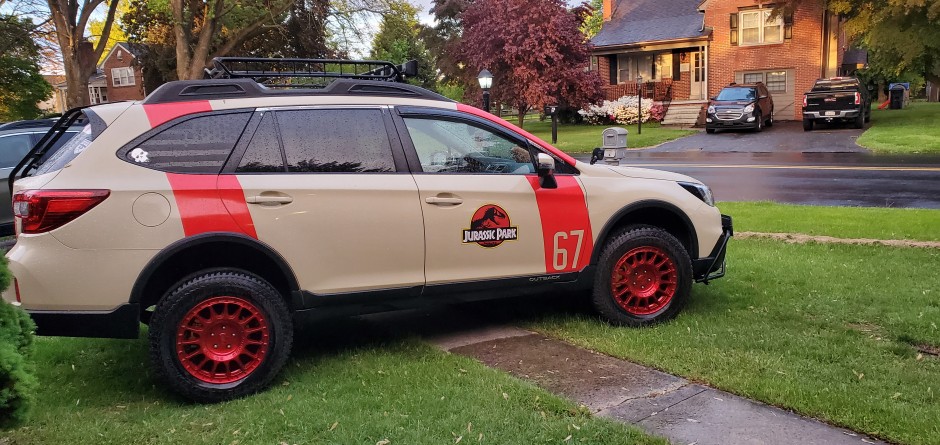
top-left (651, 121), bottom-right (868, 153)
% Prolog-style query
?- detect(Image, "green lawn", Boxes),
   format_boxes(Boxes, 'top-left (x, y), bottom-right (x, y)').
top-left (717, 201), bottom-right (940, 241)
top-left (524, 120), bottom-right (696, 153)
top-left (858, 102), bottom-right (940, 153)
top-left (531, 204), bottom-right (940, 445)
top-left (1, 325), bottom-right (664, 445)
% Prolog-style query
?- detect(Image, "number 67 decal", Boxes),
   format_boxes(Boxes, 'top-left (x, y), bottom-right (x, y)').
top-left (552, 230), bottom-right (585, 271)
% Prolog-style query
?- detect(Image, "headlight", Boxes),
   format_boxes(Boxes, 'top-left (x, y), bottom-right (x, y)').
top-left (707, 105), bottom-right (716, 114)
top-left (743, 104), bottom-right (755, 114)
top-left (679, 182), bottom-right (715, 206)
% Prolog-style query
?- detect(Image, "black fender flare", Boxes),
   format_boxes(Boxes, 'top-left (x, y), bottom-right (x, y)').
top-left (129, 232), bottom-right (300, 305)
top-left (590, 200), bottom-right (699, 265)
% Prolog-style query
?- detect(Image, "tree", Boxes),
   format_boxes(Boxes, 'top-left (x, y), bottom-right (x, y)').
top-left (89, 1), bottom-right (130, 65)
top-left (370, 0), bottom-right (435, 88)
top-left (458, 0), bottom-right (603, 127)
top-left (781, 0), bottom-right (940, 101)
top-left (0, 15), bottom-right (52, 120)
top-left (580, 0), bottom-right (603, 38)
top-left (46, 0), bottom-right (120, 108)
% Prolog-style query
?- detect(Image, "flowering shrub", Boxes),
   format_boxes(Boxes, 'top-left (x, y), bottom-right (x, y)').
top-left (578, 95), bottom-right (662, 125)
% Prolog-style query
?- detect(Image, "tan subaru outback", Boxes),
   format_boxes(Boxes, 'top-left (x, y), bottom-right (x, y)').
top-left (4, 58), bottom-right (731, 402)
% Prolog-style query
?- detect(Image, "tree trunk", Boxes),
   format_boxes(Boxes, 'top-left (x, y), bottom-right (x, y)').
top-left (61, 41), bottom-right (96, 108)
top-left (926, 73), bottom-right (940, 102)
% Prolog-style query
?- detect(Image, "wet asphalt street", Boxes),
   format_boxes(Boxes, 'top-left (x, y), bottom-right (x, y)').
top-left (573, 122), bottom-right (940, 209)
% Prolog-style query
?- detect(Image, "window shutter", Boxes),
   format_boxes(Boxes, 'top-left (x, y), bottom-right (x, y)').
top-left (784, 11), bottom-right (793, 39)
top-left (672, 53), bottom-right (681, 80)
top-left (608, 55), bottom-right (617, 85)
top-left (730, 13), bottom-right (738, 45)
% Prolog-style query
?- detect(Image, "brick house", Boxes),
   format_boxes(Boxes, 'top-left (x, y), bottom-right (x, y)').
top-left (591, 0), bottom-right (847, 123)
top-left (100, 42), bottom-right (148, 102)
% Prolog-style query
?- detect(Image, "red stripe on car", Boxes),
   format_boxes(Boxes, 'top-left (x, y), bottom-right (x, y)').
top-left (143, 101), bottom-right (212, 128)
top-left (166, 173), bottom-right (258, 238)
top-left (456, 103), bottom-right (578, 166)
top-left (526, 175), bottom-right (593, 273)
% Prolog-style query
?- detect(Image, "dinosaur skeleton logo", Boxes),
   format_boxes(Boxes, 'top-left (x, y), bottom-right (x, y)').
top-left (462, 204), bottom-right (518, 248)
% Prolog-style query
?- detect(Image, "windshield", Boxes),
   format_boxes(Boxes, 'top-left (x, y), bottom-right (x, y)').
top-left (716, 87), bottom-right (757, 101)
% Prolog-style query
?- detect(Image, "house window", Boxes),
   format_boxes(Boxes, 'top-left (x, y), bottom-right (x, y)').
top-left (654, 53), bottom-right (673, 81)
top-left (88, 86), bottom-right (108, 104)
top-left (740, 9), bottom-right (783, 45)
top-left (111, 67), bottom-right (135, 86)
top-left (617, 54), bottom-right (653, 83)
top-left (743, 73), bottom-right (763, 84)
top-left (765, 71), bottom-right (787, 92)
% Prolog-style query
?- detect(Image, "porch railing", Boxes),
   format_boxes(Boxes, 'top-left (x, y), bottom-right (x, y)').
top-left (603, 79), bottom-right (673, 102)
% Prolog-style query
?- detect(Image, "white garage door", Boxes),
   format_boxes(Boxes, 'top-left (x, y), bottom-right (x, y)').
top-left (735, 69), bottom-right (795, 120)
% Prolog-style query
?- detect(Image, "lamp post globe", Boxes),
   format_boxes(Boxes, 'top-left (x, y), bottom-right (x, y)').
top-left (478, 69), bottom-right (493, 113)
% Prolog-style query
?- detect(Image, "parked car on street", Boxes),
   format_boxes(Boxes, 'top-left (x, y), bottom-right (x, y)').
top-left (4, 58), bottom-right (732, 403)
top-left (705, 83), bottom-right (774, 133)
top-left (802, 77), bottom-right (871, 131)
top-left (0, 121), bottom-right (81, 235)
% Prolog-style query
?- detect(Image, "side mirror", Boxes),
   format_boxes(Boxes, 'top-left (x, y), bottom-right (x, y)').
top-left (710, 96), bottom-right (717, 101)
top-left (536, 153), bottom-right (557, 189)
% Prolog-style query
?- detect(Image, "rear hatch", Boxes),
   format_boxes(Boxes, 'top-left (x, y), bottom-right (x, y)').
top-left (805, 91), bottom-right (857, 111)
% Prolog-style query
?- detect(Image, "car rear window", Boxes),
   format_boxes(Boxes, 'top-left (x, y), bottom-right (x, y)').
top-left (812, 79), bottom-right (859, 91)
top-left (35, 125), bottom-right (93, 175)
top-left (716, 87), bottom-right (757, 101)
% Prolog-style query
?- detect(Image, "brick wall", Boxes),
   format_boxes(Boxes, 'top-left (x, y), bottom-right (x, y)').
top-left (705, 0), bottom-right (828, 120)
top-left (103, 47), bottom-right (146, 102)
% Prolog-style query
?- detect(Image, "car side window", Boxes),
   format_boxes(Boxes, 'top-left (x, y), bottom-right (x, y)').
top-left (237, 113), bottom-right (285, 173)
top-left (125, 112), bottom-right (252, 173)
top-left (402, 117), bottom-right (535, 174)
top-left (276, 109), bottom-right (395, 173)
top-left (0, 134), bottom-right (32, 169)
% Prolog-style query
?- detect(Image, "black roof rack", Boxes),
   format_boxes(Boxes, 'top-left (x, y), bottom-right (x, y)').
top-left (204, 57), bottom-right (419, 86)
top-left (144, 57), bottom-right (450, 105)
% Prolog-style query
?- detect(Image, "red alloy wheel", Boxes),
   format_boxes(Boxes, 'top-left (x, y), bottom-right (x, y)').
top-left (610, 246), bottom-right (678, 316)
top-left (175, 296), bottom-right (270, 384)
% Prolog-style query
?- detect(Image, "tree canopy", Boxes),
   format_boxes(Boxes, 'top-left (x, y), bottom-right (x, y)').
top-left (370, 0), bottom-right (435, 88)
top-left (458, 0), bottom-right (603, 126)
top-left (0, 15), bottom-right (51, 120)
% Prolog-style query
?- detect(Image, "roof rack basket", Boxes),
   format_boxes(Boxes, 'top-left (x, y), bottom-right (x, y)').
top-left (204, 57), bottom-right (418, 88)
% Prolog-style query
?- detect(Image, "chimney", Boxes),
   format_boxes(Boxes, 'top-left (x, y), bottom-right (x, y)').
top-left (603, 0), bottom-right (613, 21)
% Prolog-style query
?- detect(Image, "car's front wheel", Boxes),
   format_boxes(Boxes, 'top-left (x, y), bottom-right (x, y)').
top-left (592, 227), bottom-right (692, 327)
top-left (705, 128), bottom-right (716, 134)
top-left (766, 110), bottom-right (774, 127)
top-left (754, 112), bottom-right (763, 132)
top-left (149, 269), bottom-right (293, 403)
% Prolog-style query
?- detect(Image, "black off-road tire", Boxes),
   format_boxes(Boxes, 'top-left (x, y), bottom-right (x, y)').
top-left (803, 118), bottom-right (814, 131)
top-left (149, 269), bottom-right (293, 403)
top-left (592, 227), bottom-right (692, 327)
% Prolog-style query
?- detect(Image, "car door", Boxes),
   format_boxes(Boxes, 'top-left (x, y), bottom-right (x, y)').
top-left (225, 107), bottom-right (426, 297)
top-left (394, 108), bottom-right (592, 288)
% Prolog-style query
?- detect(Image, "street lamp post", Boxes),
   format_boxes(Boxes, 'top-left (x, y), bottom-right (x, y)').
top-left (636, 74), bottom-right (643, 135)
top-left (478, 69), bottom-right (493, 113)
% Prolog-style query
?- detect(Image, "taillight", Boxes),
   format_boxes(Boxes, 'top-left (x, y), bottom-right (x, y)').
top-left (854, 92), bottom-right (861, 105)
top-left (12, 190), bottom-right (110, 234)
top-left (803, 94), bottom-right (808, 108)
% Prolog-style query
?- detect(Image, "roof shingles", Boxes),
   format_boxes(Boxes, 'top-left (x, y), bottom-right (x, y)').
top-left (592, 0), bottom-right (708, 47)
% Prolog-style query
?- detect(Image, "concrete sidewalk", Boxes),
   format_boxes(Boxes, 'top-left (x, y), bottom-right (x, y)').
top-left (412, 318), bottom-right (885, 445)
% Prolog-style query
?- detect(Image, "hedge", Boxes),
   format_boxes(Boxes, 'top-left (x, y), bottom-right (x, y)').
top-left (0, 258), bottom-right (37, 428)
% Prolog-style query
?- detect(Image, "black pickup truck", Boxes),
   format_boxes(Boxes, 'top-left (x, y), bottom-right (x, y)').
top-left (802, 77), bottom-right (870, 131)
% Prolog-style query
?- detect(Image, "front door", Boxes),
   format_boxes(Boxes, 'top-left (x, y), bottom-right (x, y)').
top-left (227, 107), bottom-right (426, 296)
top-left (395, 112), bottom-right (593, 286)
top-left (690, 48), bottom-right (706, 100)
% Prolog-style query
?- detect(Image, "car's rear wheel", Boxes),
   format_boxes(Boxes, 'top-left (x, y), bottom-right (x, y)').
top-left (864, 109), bottom-right (871, 123)
top-left (803, 118), bottom-right (814, 131)
top-left (149, 269), bottom-right (292, 403)
top-left (592, 227), bottom-right (692, 327)
top-left (854, 112), bottom-right (865, 129)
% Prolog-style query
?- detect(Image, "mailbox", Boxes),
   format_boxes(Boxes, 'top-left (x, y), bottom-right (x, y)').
top-left (601, 127), bottom-right (628, 165)
top-left (543, 105), bottom-right (558, 116)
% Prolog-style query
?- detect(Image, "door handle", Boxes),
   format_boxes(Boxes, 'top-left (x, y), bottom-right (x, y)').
top-left (425, 196), bottom-right (463, 205)
top-left (247, 194), bottom-right (293, 205)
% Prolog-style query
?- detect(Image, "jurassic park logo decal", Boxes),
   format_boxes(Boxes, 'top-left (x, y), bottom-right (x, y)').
top-left (462, 204), bottom-right (518, 248)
